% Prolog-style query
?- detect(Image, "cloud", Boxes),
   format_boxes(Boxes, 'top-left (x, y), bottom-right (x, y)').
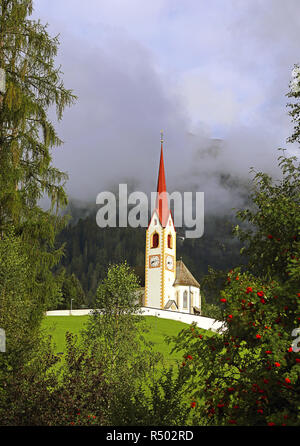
top-left (31, 0), bottom-right (299, 217)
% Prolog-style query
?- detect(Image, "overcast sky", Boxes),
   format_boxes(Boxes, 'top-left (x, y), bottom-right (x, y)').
top-left (32, 0), bottom-right (300, 214)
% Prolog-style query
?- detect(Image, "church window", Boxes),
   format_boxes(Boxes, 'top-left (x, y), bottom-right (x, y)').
top-left (183, 290), bottom-right (188, 308)
top-left (154, 219), bottom-right (157, 226)
top-left (167, 234), bottom-right (173, 249)
top-left (176, 291), bottom-right (179, 306)
top-left (151, 232), bottom-right (159, 248)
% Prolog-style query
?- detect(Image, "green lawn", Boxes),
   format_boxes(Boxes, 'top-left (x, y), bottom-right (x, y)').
top-left (42, 315), bottom-right (205, 363)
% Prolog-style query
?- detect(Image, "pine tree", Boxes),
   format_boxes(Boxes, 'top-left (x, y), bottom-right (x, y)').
top-left (0, 1), bottom-right (76, 310)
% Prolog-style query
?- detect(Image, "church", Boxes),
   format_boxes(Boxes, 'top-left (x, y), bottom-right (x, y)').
top-left (142, 134), bottom-right (201, 315)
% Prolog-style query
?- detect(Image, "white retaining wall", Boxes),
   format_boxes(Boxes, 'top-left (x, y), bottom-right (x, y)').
top-left (140, 307), bottom-right (225, 332)
top-left (46, 307), bottom-right (225, 333)
top-left (46, 309), bottom-right (93, 316)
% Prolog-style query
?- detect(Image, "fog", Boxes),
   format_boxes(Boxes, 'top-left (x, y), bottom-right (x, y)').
top-left (32, 0), bottom-right (299, 215)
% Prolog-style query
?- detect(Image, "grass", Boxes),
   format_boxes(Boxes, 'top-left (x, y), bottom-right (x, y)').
top-left (42, 315), bottom-right (207, 364)
top-left (42, 315), bottom-right (89, 354)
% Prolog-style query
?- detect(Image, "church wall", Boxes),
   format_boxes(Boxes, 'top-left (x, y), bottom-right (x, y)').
top-left (174, 285), bottom-right (201, 314)
top-left (162, 215), bottom-right (176, 308)
top-left (145, 212), bottom-right (163, 309)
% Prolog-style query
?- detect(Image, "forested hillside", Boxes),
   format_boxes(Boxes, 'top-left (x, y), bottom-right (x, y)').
top-left (56, 204), bottom-right (247, 307)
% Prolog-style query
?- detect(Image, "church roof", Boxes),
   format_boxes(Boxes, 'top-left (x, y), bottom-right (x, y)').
top-left (164, 299), bottom-right (178, 310)
top-left (173, 260), bottom-right (200, 288)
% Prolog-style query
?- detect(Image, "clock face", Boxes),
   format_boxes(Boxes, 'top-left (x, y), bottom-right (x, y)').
top-left (149, 255), bottom-right (160, 268)
top-left (166, 255), bottom-right (174, 271)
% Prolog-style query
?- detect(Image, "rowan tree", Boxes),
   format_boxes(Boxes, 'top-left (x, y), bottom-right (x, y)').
top-left (169, 69), bottom-right (300, 426)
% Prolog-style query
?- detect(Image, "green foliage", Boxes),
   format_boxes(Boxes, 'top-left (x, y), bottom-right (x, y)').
top-left (130, 365), bottom-right (192, 426)
top-left (234, 153), bottom-right (300, 282)
top-left (287, 64), bottom-right (300, 145)
top-left (0, 230), bottom-right (62, 425)
top-left (0, 331), bottom-right (110, 426)
top-left (170, 269), bottom-right (300, 426)
top-left (0, 230), bottom-right (42, 371)
top-left (56, 269), bottom-right (87, 310)
top-left (201, 266), bottom-right (229, 307)
top-left (201, 302), bottom-right (223, 320)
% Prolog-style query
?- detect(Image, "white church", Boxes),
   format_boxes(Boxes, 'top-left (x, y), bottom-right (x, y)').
top-left (142, 134), bottom-right (201, 315)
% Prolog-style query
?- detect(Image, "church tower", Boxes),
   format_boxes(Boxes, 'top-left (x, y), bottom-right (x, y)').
top-left (144, 132), bottom-right (176, 309)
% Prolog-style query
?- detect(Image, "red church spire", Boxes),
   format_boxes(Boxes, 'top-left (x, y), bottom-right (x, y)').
top-left (156, 131), bottom-right (169, 227)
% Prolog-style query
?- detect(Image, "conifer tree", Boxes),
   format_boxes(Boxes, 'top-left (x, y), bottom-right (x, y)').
top-left (0, 0), bottom-right (76, 310)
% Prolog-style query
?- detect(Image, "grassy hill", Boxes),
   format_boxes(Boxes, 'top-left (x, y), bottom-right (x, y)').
top-left (42, 315), bottom-right (213, 365)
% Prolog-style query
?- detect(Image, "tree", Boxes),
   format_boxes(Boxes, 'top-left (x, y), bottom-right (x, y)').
top-left (84, 262), bottom-right (146, 371)
top-left (0, 229), bottom-right (58, 424)
top-left (287, 64), bottom-right (300, 145)
top-left (56, 269), bottom-right (86, 310)
top-left (0, 0), bottom-right (76, 310)
top-left (82, 262), bottom-right (162, 425)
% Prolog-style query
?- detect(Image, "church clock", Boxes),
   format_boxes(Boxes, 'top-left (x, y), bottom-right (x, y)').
top-left (166, 255), bottom-right (174, 271)
top-left (149, 254), bottom-right (160, 268)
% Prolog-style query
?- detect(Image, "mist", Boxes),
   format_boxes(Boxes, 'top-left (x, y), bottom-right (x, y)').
top-left (32, 0), bottom-right (299, 217)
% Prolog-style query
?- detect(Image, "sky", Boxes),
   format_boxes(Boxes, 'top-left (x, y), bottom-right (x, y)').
top-left (32, 0), bottom-right (300, 214)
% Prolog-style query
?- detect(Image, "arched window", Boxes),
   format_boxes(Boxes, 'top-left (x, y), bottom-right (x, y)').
top-left (151, 232), bottom-right (159, 248)
top-left (167, 234), bottom-right (172, 249)
top-left (183, 290), bottom-right (188, 308)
